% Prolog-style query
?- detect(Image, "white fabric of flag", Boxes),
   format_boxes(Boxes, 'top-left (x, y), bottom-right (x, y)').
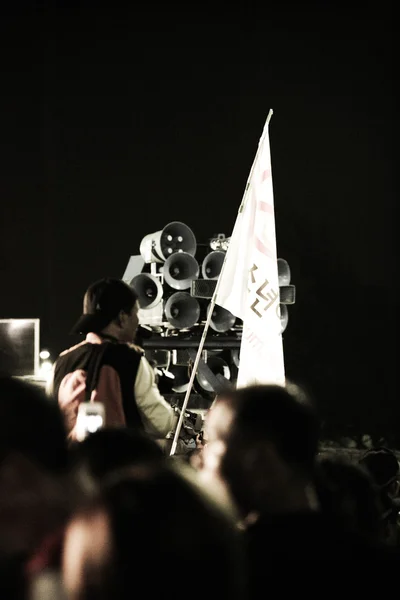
top-left (215, 115), bottom-right (285, 387)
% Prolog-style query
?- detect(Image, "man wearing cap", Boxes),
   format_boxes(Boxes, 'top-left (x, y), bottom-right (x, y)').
top-left (47, 278), bottom-right (177, 442)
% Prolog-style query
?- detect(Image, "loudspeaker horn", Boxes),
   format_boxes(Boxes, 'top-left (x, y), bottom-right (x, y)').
top-left (170, 365), bottom-right (190, 393)
top-left (207, 303), bottom-right (236, 333)
top-left (139, 221), bottom-right (197, 263)
top-left (163, 252), bottom-right (199, 290)
top-left (165, 292), bottom-right (201, 329)
top-left (277, 258), bottom-right (291, 286)
top-left (279, 304), bottom-right (289, 333)
top-left (130, 273), bottom-right (163, 309)
top-left (195, 356), bottom-right (231, 393)
top-left (201, 250), bottom-right (225, 280)
top-left (156, 364), bottom-right (189, 394)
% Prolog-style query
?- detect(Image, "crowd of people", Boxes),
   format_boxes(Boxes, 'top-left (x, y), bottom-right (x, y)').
top-left (1, 277), bottom-right (400, 599)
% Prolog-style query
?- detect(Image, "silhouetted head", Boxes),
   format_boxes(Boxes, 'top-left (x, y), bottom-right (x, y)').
top-left (71, 278), bottom-right (139, 343)
top-left (203, 383), bottom-right (320, 516)
top-left (63, 462), bottom-right (246, 600)
top-left (0, 377), bottom-right (70, 568)
top-left (0, 377), bottom-right (68, 474)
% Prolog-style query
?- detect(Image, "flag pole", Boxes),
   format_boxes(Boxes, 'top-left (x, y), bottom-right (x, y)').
top-left (169, 110), bottom-right (274, 456)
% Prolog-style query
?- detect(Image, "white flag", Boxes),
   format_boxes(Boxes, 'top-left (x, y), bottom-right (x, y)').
top-left (215, 112), bottom-right (285, 387)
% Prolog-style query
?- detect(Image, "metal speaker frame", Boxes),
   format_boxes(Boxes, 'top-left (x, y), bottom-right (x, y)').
top-left (171, 349), bottom-right (190, 366)
top-left (201, 250), bottom-right (225, 280)
top-left (140, 221), bottom-right (197, 263)
top-left (122, 255), bottom-right (145, 284)
top-left (164, 292), bottom-right (201, 329)
top-left (279, 285), bottom-right (296, 305)
top-left (130, 273), bottom-right (163, 309)
top-left (163, 252), bottom-right (200, 290)
top-left (190, 279), bottom-right (217, 299)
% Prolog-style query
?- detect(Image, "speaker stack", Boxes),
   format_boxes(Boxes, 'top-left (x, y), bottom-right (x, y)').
top-left (123, 225), bottom-right (296, 404)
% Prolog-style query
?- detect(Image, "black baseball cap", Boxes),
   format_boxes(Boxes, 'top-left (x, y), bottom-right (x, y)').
top-left (70, 278), bottom-right (138, 335)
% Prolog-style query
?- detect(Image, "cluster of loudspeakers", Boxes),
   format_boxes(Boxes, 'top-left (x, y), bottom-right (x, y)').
top-left (122, 221), bottom-right (295, 399)
top-left (124, 222), bottom-right (239, 333)
top-left (147, 348), bottom-right (239, 399)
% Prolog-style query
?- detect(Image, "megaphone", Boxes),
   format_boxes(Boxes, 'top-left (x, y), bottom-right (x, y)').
top-left (130, 273), bottom-right (163, 309)
top-left (207, 303), bottom-right (236, 332)
top-left (165, 292), bottom-right (201, 329)
top-left (156, 364), bottom-right (190, 394)
top-left (279, 304), bottom-right (289, 333)
top-left (195, 356), bottom-right (231, 393)
top-left (170, 365), bottom-right (191, 393)
top-left (277, 258), bottom-right (291, 286)
top-left (140, 221), bottom-right (197, 263)
top-left (163, 252), bottom-right (199, 290)
top-left (201, 251), bottom-right (225, 280)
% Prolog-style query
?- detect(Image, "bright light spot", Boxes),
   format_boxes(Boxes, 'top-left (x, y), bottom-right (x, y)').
top-left (39, 350), bottom-right (50, 360)
top-left (163, 370), bottom-right (175, 379)
top-left (39, 360), bottom-right (53, 379)
top-left (86, 415), bottom-right (104, 433)
top-left (222, 365), bottom-right (230, 379)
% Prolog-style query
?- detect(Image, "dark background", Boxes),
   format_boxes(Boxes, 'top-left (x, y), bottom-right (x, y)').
top-left (0, 3), bottom-right (397, 442)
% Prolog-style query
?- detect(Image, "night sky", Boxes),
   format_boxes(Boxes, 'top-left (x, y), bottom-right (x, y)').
top-left (1, 3), bottom-right (397, 441)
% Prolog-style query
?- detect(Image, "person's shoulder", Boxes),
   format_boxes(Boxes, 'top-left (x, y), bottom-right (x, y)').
top-left (54, 341), bottom-right (90, 375)
top-left (104, 342), bottom-right (144, 366)
top-left (109, 342), bottom-right (144, 356)
top-left (58, 340), bottom-right (88, 358)
top-left (126, 343), bottom-right (145, 356)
